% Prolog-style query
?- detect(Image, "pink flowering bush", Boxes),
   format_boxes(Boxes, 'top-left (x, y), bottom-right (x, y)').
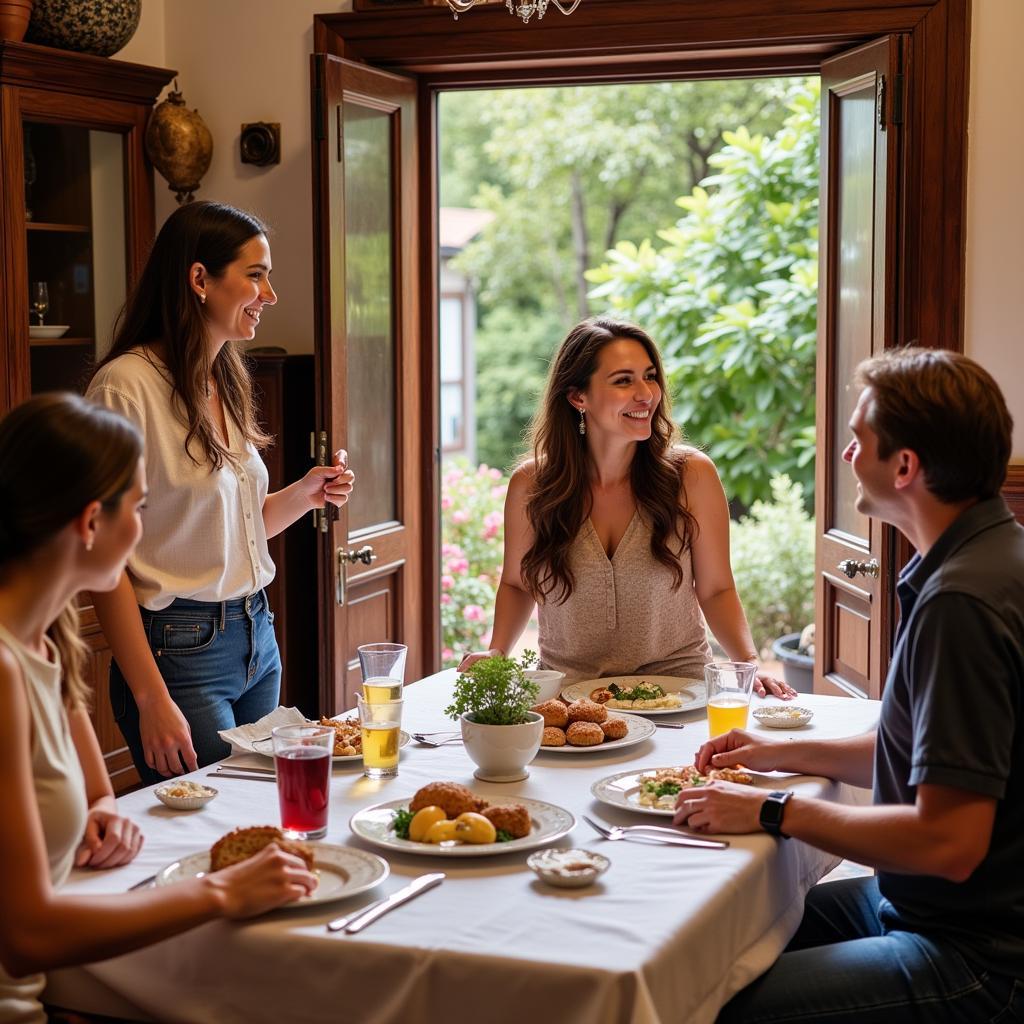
top-left (441, 458), bottom-right (509, 666)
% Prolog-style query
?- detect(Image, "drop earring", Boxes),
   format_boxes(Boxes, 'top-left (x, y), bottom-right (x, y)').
top-left (199, 292), bottom-right (206, 304)
top-left (85, 538), bottom-right (94, 552)
top-left (578, 408), bottom-right (586, 436)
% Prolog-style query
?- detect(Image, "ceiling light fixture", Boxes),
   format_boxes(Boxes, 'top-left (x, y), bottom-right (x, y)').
top-left (446, 0), bottom-right (583, 24)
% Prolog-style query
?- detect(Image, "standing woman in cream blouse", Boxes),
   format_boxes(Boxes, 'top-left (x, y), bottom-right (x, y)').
top-left (0, 394), bottom-right (315, 1024)
top-left (461, 316), bottom-right (793, 698)
top-left (88, 201), bottom-right (354, 785)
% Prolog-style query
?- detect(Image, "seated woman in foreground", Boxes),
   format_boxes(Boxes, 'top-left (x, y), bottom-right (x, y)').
top-left (0, 394), bottom-right (315, 1024)
top-left (461, 316), bottom-right (793, 698)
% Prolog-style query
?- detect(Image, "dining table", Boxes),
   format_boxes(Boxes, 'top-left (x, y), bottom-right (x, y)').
top-left (45, 669), bottom-right (880, 1024)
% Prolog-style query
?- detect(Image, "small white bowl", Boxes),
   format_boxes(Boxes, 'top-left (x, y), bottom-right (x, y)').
top-left (753, 705), bottom-right (814, 729)
top-left (154, 782), bottom-right (218, 810)
top-left (524, 669), bottom-right (566, 703)
top-left (527, 848), bottom-right (609, 888)
top-left (28, 324), bottom-right (70, 339)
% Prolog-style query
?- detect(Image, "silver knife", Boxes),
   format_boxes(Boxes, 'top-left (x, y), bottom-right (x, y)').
top-left (341, 872), bottom-right (445, 935)
top-left (325, 895), bottom-right (389, 933)
top-left (206, 771), bottom-right (276, 783)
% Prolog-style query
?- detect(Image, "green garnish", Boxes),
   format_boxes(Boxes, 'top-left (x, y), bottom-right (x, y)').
top-left (653, 781), bottom-right (682, 798)
top-left (391, 807), bottom-right (414, 839)
top-left (495, 829), bottom-right (515, 843)
top-left (610, 681), bottom-right (666, 702)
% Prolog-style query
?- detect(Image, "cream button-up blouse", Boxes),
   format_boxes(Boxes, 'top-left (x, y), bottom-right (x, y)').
top-left (87, 351), bottom-right (275, 610)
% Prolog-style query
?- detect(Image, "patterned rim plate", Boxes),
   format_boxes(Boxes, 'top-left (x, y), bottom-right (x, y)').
top-left (350, 795), bottom-right (575, 858)
top-left (561, 676), bottom-right (706, 716)
top-left (252, 730), bottom-right (411, 763)
top-left (155, 843), bottom-right (389, 906)
top-left (752, 705), bottom-right (814, 729)
top-left (536, 711), bottom-right (656, 754)
top-left (590, 767), bottom-right (686, 817)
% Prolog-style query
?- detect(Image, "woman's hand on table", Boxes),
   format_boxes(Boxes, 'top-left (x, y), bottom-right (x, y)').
top-left (693, 728), bottom-right (784, 775)
top-left (672, 780), bottom-right (763, 834)
top-left (139, 696), bottom-right (198, 776)
top-left (302, 448), bottom-right (355, 510)
top-left (75, 806), bottom-right (144, 869)
top-left (457, 649), bottom-right (503, 673)
top-left (206, 844), bottom-right (317, 918)
top-left (754, 669), bottom-right (796, 700)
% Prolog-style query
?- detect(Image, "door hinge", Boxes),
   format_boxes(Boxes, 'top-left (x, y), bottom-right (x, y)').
top-left (891, 73), bottom-right (905, 126)
top-left (335, 547), bottom-right (347, 606)
top-left (313, 82), bottom-right (326, 142)
top-left (313, 430), bottom-right (330, 532)
top-left (877, 74), bottom-right (887, 130)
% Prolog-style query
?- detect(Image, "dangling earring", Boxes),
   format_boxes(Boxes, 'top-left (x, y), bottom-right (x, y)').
top-left (578, 408), bottom-right (586, 436)
top-left (199, 292), bottom-right (206, 304)
top-left (85, 538), bottom-right (94, 552)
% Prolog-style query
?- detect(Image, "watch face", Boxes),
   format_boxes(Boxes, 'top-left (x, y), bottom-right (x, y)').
top-left (760, 792), bottom-right (789, 833)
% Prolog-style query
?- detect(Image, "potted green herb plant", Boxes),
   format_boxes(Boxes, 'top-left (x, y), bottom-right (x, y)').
top-left (445, 651), bottom-right (543, 782)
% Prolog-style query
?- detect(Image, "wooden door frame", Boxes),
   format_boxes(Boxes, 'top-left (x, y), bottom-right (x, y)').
top-left (314, 0), bottom-right (971, 674)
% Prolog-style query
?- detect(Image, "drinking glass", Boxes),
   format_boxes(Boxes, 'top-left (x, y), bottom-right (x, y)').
top-left (705, 661), bottom-right (757, 737)
top-left (357, 642), bottom-right (407, 703)
top-left (356, 694), bottom-right (403, 779)
top-left (271, 724), bottom-right (333, 840)
top-left (31, 282), bottom-right (49, 326)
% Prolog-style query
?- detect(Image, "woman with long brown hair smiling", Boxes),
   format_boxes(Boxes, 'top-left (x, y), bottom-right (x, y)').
top-left (460, 316), bottom-right (792, 697)
top-left (87, 201), bottom-right (354, 784)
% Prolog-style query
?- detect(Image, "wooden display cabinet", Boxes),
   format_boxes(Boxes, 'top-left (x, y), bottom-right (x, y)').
top-left (1, 41), bottom-right (175, 791)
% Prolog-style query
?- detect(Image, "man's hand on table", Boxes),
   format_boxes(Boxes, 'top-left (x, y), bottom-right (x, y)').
top-left (672, 779), bottom-right (764, 834)
top-left (693, 728), bottom-right (789, 775)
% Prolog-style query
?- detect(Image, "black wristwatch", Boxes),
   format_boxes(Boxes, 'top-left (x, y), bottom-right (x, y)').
top-left (759, 790), bottom-right (793, 839)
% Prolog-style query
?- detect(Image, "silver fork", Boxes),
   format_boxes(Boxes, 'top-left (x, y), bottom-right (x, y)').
top-left (583, 814), bottom-right (729, 849)
top-left (412, 732), bottom-right (462, 747)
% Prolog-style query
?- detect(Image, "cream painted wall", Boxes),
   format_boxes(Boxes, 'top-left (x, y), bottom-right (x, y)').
top-left (115, 1), bottom-right (353, 354)
top-left (964, 0), bottom-right (1024, 460)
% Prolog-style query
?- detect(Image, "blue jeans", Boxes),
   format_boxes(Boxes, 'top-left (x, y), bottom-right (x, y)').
top-left (717, 877), bottom-right (1024, 1023)
top-left (110, 590), bottom-right (281, 787)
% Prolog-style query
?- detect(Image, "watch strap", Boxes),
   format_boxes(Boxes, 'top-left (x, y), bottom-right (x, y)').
top-left (759, 789), bottom-right (793, 839)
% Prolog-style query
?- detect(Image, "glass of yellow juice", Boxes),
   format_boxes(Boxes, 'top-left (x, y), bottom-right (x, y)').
top-left (705, 662), bottom-right (757, 738)
top-left (357, 643), bottom-right (407, 704)
top-left (356, 694), bottom-right (403, 779)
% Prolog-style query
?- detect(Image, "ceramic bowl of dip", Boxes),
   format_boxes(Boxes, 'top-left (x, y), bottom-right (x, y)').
top-left (527, 848), bottom-right (609, 888)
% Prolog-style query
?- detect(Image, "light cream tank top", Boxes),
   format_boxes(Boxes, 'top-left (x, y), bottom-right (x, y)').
top-left (0, 622), bottom-right (88, 1024)
top-left (537, 510), bottom-right (712, 684)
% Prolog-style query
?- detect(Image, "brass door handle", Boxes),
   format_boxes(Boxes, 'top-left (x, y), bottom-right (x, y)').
top-left (838, 558), bottom-right (879, 579)
top-left (343, 545), bottom-right (377, 566)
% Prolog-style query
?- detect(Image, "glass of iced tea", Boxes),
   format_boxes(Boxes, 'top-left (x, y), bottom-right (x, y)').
top-left (356, 694), bottom-right (403, 779)
top-left (705, 662), bottom-right (757, 738)
top-left (271, 724), bottom-right (333, 840)
top-left (357, 642), bottom-right (408, 703)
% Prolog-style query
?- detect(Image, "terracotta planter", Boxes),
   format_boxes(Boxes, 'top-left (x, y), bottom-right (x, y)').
top-left (0, 0), bottom-right (33, 43)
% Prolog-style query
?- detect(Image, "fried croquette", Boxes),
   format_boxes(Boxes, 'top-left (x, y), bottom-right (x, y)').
top-left (482, 803), bottom-right (531, 838)
top-left (566, 721), bottom-right (604, 746)
top-left (533, 699), bottom-right (569, 729)
top-left (409, 781), bottom-right (486, 818)
top-left (600, 717), bottom-right (629, 741)
top-left (541, 726), bottom-right (567, 747)
top-left (567, 698), bottom-right (608, 724)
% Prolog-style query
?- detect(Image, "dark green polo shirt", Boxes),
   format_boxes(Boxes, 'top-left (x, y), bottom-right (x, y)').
top-left (874, 497), bottom-right (1024, 978)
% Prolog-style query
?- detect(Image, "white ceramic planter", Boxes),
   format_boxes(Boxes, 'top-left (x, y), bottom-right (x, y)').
top-left (524, 669), bottom-right (566, 703)
top-left (460, 711), bottom-right (544, 783)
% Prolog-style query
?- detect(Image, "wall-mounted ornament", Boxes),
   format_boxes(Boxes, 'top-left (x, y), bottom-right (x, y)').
top-left (240, 122), bottom-right (281, 167)
top-left (25, 0), bottom-right (140, 56)
top-left (145, 81), bottom-right (213, 205)
top-left (0, 0), bottom-right (34, 43)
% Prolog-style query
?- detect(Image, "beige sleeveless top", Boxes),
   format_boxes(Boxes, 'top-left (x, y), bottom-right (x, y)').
top-left (0, 622), bottom-right (88, 1024)
top-left (538, 510), bottom-right (712, 683)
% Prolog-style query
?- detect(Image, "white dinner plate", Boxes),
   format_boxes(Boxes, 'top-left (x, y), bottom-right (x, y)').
top-left (592, 766), bottom-right (775, 817)
top-left (561, 675), bottom-right (706, 716)
top-left (251, 730), bottom-right (411, 763)
top-left (154, 843), bottom-right (389, 906)
top-left (350, 795), bottom-right (575, 858)
top-left (536, 711), bottom-right (656, 754)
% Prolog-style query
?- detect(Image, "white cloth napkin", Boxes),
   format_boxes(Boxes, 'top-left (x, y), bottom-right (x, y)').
top-left (217, 705), bottom-right (307, 755)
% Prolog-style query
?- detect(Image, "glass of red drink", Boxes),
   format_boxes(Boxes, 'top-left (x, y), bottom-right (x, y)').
top-left (271, 724), bottom-right (334, 840)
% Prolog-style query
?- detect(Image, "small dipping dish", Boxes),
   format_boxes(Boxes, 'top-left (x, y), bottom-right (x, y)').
top-left (154, 781), bottom-right (218, 810)
top-left (752, 705), bottom-right (814, 729)
top-left (527, 848), bottom-right (609, 888)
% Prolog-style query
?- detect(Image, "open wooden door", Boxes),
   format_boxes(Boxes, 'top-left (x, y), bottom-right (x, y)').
top-left (814, 37), bottom-right (902, 699)
top-left (311, 54), bottom-right (425, 713)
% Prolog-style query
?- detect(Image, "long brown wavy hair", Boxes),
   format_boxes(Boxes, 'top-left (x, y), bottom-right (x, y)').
top-left (96, 201), bottom-right (271, 468)
top-left (520, 317), bottom-right (697, 603)
top-left (0, 393), bottom-right (143, 709)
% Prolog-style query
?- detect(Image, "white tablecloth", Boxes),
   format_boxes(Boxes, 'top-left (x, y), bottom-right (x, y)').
top-left (46, 672), bottom-right (879, 1024)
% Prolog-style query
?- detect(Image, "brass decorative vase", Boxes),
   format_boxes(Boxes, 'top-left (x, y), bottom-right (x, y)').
top-left (26, 0), bottom-right (140, 56)
top-left (145, 83), bottom-right (213, 205)
top-left (0, 0), bottom-right (33, 43)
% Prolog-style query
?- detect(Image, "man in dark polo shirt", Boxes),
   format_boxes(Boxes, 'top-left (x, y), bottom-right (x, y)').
top-left (675, 348), bottom-right (1024, 1022)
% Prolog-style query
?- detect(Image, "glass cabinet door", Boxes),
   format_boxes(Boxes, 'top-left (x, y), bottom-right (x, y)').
top-left (23, 120), bottom-right (127, 393)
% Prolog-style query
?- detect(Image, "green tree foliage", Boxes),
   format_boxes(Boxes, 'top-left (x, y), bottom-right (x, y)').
top-left (473, 307), bottom-right (563, 472)
top-left (440, 81), bottom-right (797, 326)
top-left (587, 81), bottom-right (820, 507)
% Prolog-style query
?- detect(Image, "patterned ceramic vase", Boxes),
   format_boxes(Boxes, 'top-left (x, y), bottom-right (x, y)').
top-left (26, 0), bottom-right (141, 57)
